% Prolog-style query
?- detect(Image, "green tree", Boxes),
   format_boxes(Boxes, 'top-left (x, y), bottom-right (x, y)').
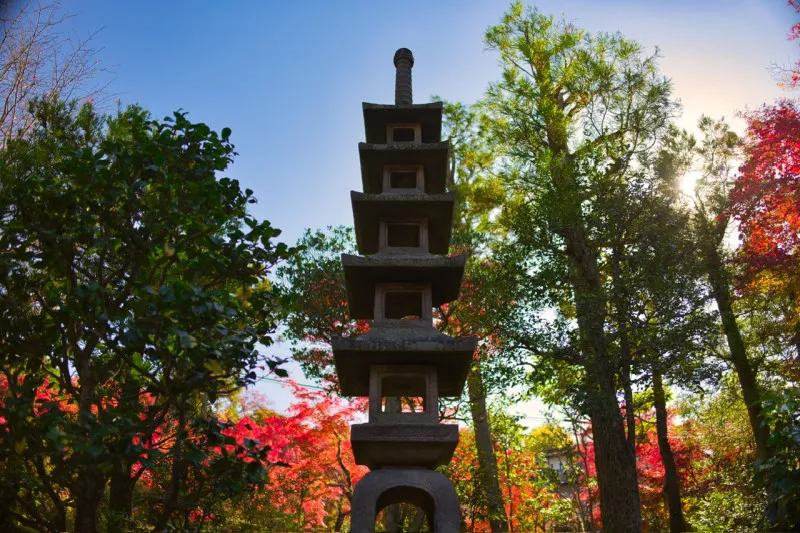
top-left (276, 226), bottom-right (361, 387)
top-left (0, 100), bottom-right (292, 531)
top-left (756, 387), bottom-right (800, 524)
top-left (682, 115), bottom-right (798, 529)
top-left (482, 4), bottom-right (679, 531)
top-left (620, 126), bottom-right (725, 533)
top-left (680, 377), bottom-right (769, 533)
top-left (439, 99), bottom-right (510, 533)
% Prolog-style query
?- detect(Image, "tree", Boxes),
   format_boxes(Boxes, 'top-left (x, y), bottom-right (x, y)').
top-left (683, 114), bottom-right (797, 528)
top-left (755, 387), bottom-right (800, 525)
top-left (615, 126), bottom-right (728, 533)
top-left (207, 384), bottom-right (368, 532)
top-left (440, 99), bottom-right (510, 533)
top-left (442, 417), bottom-right (586, 533)
top-left (770, 0), bottom-right (800, 90)
top-left (276, 226), bottom-right (366, 388)
top-left (679, 377), bottom-right (769, 533)
top-left (0, 99), bottom-right (292, 531)
top-left (1, 0), bottom-right (106, 144)
top-left (633, 406), bottom-right (706, 533)
top-left (482, 4), bottom-right (678, 530)
top-left (730, 100), bottom-right (800, 362)
top-left (116, 396), bottom-right (287, 531)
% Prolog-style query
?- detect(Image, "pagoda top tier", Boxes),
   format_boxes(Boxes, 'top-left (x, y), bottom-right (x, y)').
top-left (361, 48), bottom-right (443, 145)
top-left (362, 102), bottom-right (443, 144)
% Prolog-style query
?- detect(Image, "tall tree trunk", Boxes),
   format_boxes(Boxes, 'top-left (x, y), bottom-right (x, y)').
top-left (703, 245), bottom-right (783, 528)
top-left (74, 473), bottom-right (104, 533)
top-left (109, 458), bottom-right (135, 518)
top-left (791, 292), bottom-right (800, 376)
top-left (611, 244), bottom-right (637, 454)
top-left (109, 376), bottom-right (140, 518)
top-left (704, 250), bottom-right (770, 459)
top-left (793, 322), bottom-right (800, 363)
top-left (333, 504), bottom-right (347, 532)
top-left (567, 228), bottom-right (642, 533)
top-left (568, 416), bottom-right (595, 532)
top-left (155, 401), bottom-right (187, 531)
top-left (74, 351), bottom-right (104, 533)
top-left (652, 368), bottom-right (689, 533)
top-left (0, 487), bottom-right (13, 533)
top-left (333, 435), bottom-right (354, 533)
top-left (587, 371), bottom-right (642, 533)
top-left (503, 447), bottom-right (514, 532)
top-left (621, 353), bottom-right (636, 452)
top-left (467, 363), bottom-right (509, 533)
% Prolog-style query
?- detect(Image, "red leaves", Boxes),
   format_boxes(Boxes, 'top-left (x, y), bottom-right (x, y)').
top-left (730, 100), bottom-right (800, 285)
top-left (789, 1), bottom-right (800, 41)
top-left (782, 1), bottom-right (800, 89)
top-left (221, 383), bottom-right (367, 529)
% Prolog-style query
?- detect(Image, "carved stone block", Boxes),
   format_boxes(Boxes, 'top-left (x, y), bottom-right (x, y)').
top-left (350, 469), bottom-right (460, 533)
top-left (350, 422), bottom-right (459, 469)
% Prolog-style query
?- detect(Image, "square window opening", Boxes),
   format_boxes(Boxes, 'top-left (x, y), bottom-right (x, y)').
top-left (389, 170), bottom-right (418, 189)
top-left (387, 224), bottom-right (421, 248)
top-left (381, 374), bottom-right (427, 413)
top-left (384, 291), bottom-right (423, 320)
top-left (392, 127), bottom-right (416, 143)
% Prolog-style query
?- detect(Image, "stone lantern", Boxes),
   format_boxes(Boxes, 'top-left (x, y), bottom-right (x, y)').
top-left (332, 48), bottom-right (477, 533)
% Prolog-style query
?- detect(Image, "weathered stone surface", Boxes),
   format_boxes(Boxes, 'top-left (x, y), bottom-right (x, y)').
top-left (332, 325), bottom-right (476, 397)
top-left (362, 102), bottom-right (443, 144)
top-left (350, 469), bottom-right (460, 533)
top-left (359, 142), bottom-right (449, 194)
top-left (351, 191), bottom-right (455, 255)
top-left (351, 422), bottom-right (458, 469)
top-left (342, 253), bottom-right (466, 318)
top-left (394, 48), bottom-right (414, 105)
top-left (342, 50), bottom-right (464, 531)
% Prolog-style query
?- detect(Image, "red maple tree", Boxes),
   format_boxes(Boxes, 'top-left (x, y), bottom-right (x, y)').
top-left (731, 100), bottom-right (800, 280)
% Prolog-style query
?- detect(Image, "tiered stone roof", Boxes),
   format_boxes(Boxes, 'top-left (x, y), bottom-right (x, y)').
top-left (335, 48), bottom-right (473, 533)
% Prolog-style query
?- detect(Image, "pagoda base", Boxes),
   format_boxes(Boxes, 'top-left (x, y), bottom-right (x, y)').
top-left (350, 469), bottom-right (460, 533)
top-left (351, 423), bottom-right (458, 470)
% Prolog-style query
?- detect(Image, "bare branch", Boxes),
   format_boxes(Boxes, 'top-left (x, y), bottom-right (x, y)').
top-left (0, 0), bottom-right (110, 145)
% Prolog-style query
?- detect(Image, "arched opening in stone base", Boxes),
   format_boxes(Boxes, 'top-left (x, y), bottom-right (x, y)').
top-left (350, 470), bottom-right (460, 533)
top-left (374, 486), bottom-right (433, 532)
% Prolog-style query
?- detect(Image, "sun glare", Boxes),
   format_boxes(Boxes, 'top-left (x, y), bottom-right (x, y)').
top-left (680, 169), bottom-right (703, 198)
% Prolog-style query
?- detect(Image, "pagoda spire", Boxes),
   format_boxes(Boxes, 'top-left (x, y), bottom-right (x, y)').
top-left (394, 48), bottom-right (414, 105)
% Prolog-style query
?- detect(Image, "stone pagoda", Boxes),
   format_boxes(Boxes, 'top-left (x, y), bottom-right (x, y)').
top-left (332, 48), bottom-right (477, 533)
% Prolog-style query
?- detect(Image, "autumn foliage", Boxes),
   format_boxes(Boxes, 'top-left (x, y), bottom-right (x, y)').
top-left (731, 100), bottom-right (800, 282)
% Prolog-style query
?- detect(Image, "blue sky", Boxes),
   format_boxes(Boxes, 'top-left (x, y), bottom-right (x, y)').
top-left (60, 1), bottom-right (797, 420)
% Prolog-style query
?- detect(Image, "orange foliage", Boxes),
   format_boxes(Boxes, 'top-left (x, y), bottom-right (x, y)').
top-left (732, 100), bottom-right (800, 278)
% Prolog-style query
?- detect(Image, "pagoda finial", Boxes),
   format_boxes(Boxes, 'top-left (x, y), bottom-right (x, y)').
top-left (393, 48), bottom-right (414, 105)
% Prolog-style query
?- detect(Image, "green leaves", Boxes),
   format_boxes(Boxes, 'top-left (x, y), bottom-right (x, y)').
top-left (0, 98), bottom-right (294, 529)
top-left (755, 388), bottom-right (800, 511)
top-left (177, 330), bottom-right (198, 349)
top-left (274, 226), bottom-right (359, 384)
